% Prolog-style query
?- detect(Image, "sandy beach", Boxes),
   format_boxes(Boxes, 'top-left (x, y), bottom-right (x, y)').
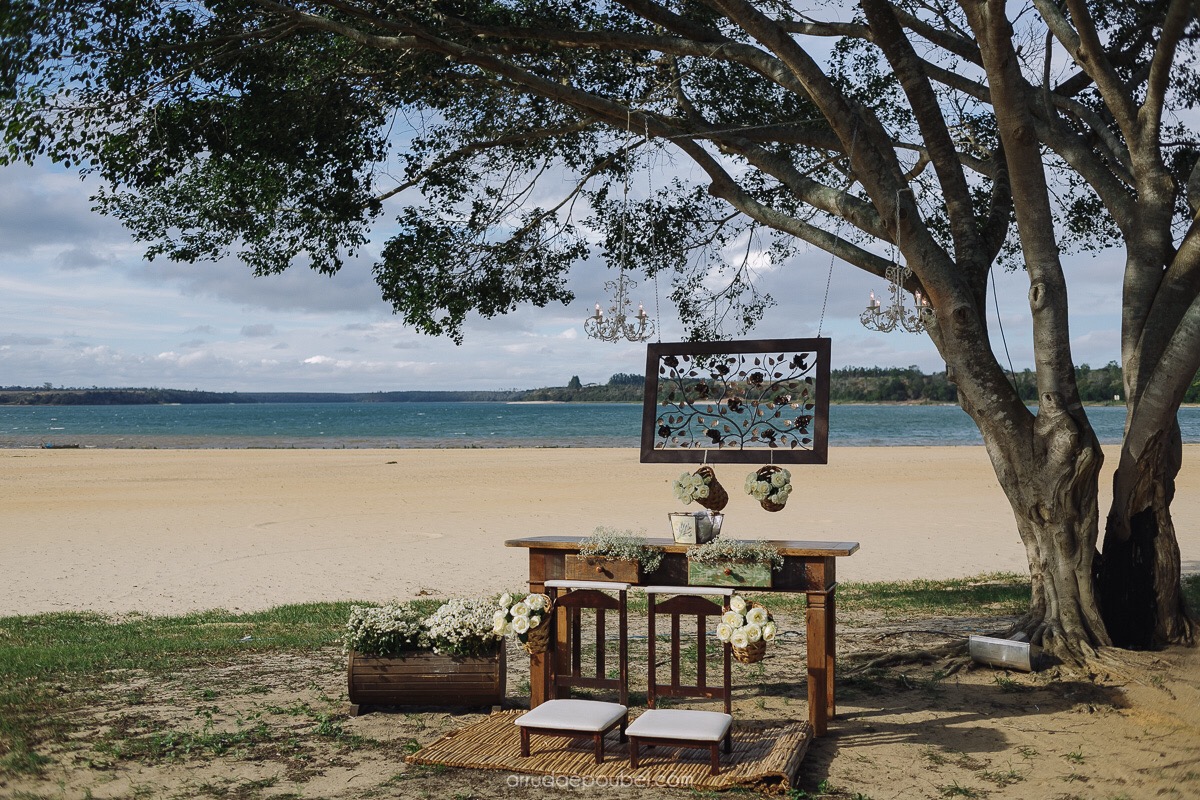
top-left (3, 445), bottom-right (1198, 616)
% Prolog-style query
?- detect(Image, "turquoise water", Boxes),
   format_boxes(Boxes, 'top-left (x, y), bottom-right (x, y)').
top-left (3, 402), bottom-right (1200, 449)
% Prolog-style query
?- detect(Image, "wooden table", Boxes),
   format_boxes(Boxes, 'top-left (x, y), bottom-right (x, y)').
top-left (505, 536), bottom-right (859, 736)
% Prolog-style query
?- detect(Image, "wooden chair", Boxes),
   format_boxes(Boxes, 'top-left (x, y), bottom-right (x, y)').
top-left (514, 580), bottom-right (630, 764)
top-left (626, 585), bottom-right (734, 775)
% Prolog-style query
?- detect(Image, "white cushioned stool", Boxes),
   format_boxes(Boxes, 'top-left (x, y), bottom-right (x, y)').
top-left (626, 708), bottom-right (733, 774)
top-left (628, 585), bottom-right (734, 775)
top-left (514, 580), bottom-right (631, 763)
top-left (515, 698), bottom-right (628, 763)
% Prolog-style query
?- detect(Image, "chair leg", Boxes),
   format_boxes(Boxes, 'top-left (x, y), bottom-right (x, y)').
top-left (618, 712), bottom-right (628, 743)
top-left (593, 733), bottom-right (604, 764)
top-left (520, 727), bottom-right (530, 757)
top-left (710, 743), bottom-right (720, 775)
top-left (724, 729), bottom-right (733, 753)
top-left (629, 737), bottom-right (640, 769)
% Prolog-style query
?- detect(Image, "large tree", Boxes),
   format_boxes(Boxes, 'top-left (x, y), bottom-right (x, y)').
top-left (3, 0), bottom-right (1198, 662)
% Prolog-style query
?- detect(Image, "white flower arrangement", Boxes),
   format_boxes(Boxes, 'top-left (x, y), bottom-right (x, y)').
top-left (345, 604), bottom-right (428, 657)
top-left (686, 537), bottom-right (785, 571)
top-left (673, 470), bottom-right (713, 504)
top-left (423, 596), bottom-right (506, 657)
top-left (579, 526), bottom-right (664, 573)
top-left (715, 595), bottom-right (777, 651)
top-left (345, 597), bottom-right (504, 659)
top-left (496, 592), bottom-right (550, 645)
top-left (745, 467), bottom-right (793, 508)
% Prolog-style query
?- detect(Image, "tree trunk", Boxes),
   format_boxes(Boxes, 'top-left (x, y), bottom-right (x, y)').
top-left (971, 392), bottom-right (1112, 663)
top-left (1100, 422), bottom-right (1196, 647)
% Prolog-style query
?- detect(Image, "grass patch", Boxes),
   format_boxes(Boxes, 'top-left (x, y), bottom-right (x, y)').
top-left (834, 573), bottom-right (1029, 617)
top-left (755, 572), bottom-right (1030, 618)
top-left (1183, 574), bottom-right (1200, 612)
top-left (0, 602), bottom-right (358, 777)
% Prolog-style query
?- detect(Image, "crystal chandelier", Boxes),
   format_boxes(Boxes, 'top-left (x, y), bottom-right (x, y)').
top-left (585, 274), bottom-right (654, 342)
top-left (585, 118), bottom-right (655, 344)
top-left (860, 263), bottom-right (934, 334)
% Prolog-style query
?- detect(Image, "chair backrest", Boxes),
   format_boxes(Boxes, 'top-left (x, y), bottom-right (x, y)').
top-left (645, 590), bottom-right (732, 714)
top-left (546, 583), bottom-right (629, 706)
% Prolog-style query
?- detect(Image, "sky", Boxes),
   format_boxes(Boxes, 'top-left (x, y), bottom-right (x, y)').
top-left (0, 159), bottom-right (1125, 393)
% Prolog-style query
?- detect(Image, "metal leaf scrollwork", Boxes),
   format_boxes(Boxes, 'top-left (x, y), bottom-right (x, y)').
top-left (640, 339), bottom-right (830, 464)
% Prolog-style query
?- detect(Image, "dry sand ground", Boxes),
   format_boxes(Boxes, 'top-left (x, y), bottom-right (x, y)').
top-left (2, 446), bottom-right (1199, 799)
top-left (3, 445), bottom-right (1198, 616)
top-left (3, 609), bottom-right (1199, 800)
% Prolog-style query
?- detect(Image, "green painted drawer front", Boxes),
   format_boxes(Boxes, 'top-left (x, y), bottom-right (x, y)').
top-left (687, 560), bottom-right (773, 588)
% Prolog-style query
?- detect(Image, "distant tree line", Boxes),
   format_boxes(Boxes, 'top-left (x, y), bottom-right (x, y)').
top-left (5, 365), bottom-right (1199, 405)
top-left (0, 388), bottom-right (253, 405)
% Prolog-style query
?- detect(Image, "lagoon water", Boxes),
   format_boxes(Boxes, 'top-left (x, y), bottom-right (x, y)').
top-left (3, 402), bottom-right (1200, 449)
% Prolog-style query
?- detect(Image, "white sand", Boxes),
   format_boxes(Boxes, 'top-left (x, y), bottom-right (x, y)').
top-left (2, 445), bottom-right (1197, 616)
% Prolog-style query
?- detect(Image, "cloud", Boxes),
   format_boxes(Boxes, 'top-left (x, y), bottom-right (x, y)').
top-left (0, 334), bottom-right (53, 346)
top-left (241, 324), bottom-right (276, 338)
top-left (186, 325), bottom-right (216, 335)
top-left (0, 165), bottom-right (123, 256)
top-left (304, 355), bottom-right (334, 365)
top-left (55, 246), bottom-right (111, 271)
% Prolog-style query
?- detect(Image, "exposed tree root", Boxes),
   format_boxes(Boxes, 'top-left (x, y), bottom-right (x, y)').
top-left (844, 640), bottom-right (967, 674)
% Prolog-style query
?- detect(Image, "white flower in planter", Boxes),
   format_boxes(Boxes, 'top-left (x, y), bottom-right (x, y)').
top-left (722, 610), bottom-right (744, 627)
top-left (730, 595), bottom-right (748, 614)
top-left (744, 623), bottom-right (763, 643)
top-left (512, 615), bottom-right (530, 635)
top-left (762, 622), bottom-right (777, 642)
top-left (716, 623), bottom-right (734, 642)
top-left (730, 629), bottom-right (750, 649)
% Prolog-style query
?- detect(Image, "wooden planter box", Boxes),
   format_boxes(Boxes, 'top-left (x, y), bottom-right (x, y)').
top-left (687, 559), bottom-right (773, 588)
top-left (347, 648), bottom-right (506, 713)
top-left (564, 554), bottom-right (640, 583)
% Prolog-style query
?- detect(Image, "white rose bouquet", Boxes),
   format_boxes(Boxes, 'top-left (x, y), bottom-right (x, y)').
top-left (715, 594), bottom-right (776, 663)
top-left (672, 465), bottom-right (729, 512)
top-left (745, 466), bottom-right (793, 512)
top-left (495, 592), bottom-right (553, 654)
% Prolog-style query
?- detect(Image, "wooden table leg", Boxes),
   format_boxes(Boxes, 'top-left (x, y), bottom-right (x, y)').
top-left (528, 552), bottom-right (551, 708)
top-left (806, 587), bottom-right (833, 736)
top-left (826, 584), bottom-right (837, 719)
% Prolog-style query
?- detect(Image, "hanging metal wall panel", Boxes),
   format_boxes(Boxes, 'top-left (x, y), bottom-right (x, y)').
top-left (640, 338), bottom-right (830, 464)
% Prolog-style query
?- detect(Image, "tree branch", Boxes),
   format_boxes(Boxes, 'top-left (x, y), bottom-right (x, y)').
top-left (861, 0), bottom-right (985, 270)
top-left (1032, 0), bottom-right (1139, 139)
top-left (966, 0), bottom-right (1082, 407)
top-left (376, 119), bottom-right (598, 203)
top-left (1140, 0), bottom-right (1193, 150)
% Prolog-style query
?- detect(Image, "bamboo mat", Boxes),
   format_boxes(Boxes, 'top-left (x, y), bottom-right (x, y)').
top-left (407, 710), bottom-right (811, 793)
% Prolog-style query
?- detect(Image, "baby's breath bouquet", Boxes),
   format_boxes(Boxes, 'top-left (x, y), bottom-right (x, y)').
top-left (345, 598), bottom-right (504, 658)
top-left (424, 597), bottom-right (505, 657)
top-left (494, 592), bottom-right (553, 654)
top-left (579, 526), bottom-right (663, 573)
top-left (672, 465), bottom-right (729, 512)
top-left (345, 604), bottom-right (429, 657)
top-left (686, 537), bottom-right (785, 571)
top-left (715, 594), bottom-right (776, 663)
top-left (745, 466), bottom-right (793, 512)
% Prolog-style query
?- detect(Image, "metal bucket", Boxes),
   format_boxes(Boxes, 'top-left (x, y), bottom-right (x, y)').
top-left (668, 511), bottom-right (723, 544)
top-left (968, 635), bottom-right (1040, 672)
